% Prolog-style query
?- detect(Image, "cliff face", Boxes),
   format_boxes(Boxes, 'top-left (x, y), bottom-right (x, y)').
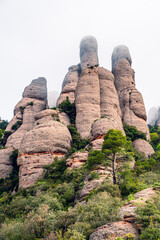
top-left (0, 36), bottom-right (152, 188)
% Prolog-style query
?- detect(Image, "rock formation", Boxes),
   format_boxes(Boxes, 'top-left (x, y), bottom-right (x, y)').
top-left (56, 65), bottom-right (80, 106)
top-left (80, 36), bottom-right (99, 70)
top-left (75, 36), bottom-right (101, 139)
top-left (133, 139), bottom-right (155, 158)
top-left (18, 111), bottom-right (72, 188)
top-left (90, 188), bottom-right (156, 240)
top-left (6, 78), bottom-right (47, 149)
top-left (1, 36), bottom-right (154, 188)
top-left (112, 45), bottom-right (150, 140)
top-left (0, 147), bottom-right (14, 179)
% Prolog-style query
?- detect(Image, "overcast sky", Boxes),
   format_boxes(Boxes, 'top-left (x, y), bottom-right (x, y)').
top-left (0, 0), bottom-right (160, 121)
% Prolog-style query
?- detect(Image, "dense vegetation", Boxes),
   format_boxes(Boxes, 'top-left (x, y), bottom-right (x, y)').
top-left (0, 112), bottom-right (160, 239)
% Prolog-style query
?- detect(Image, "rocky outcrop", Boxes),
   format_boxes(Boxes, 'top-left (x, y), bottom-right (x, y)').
top-left (80, 36), bottom-right (99, 70)
top-left (0, 147), bottom-right (14, 179)
top-left (90, 188), bottom-right (156, 240)
top-left (132, 139), bottom-right (155, 158)
top-left (22, 77), bottom-right (47, 103)
top-left (6, 78), bottom-right (47, 149)
top-left (91, 118), bottom-right (124, 140)
top-left (18, 120), bottom-right (72, 188)
top-left (90, 221), bottom-right (139, 240)
top-left (35, 109), bottom-right (70, 127)
top-left (56, 65), bottom-right (80, 106)
top-left (66, 151), bottom-right (89, 169)
top-left (112, 45), bottom-right (150, 140)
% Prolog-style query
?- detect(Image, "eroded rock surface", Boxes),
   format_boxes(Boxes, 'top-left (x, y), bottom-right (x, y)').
top-left (75, 67), bottom-right (101, 138)
top-left (0, 147), bottom-right (14, 179)
top-left (18, 120), bottom-right (72, 188)
top-left (66, 151), bottom-right (89, 169)
top-left (56, 65), bottom-right (80, 106)
top-left (80, 36), bottom-right (99, 70)
top-left (112, 45), bottom-right (150, 140)
top-left (133, 139), bottom-right (155, 158)
top-left (90, 188), bottom-right (156, 240)
top-left (6, 78), bottom-right (48, 149)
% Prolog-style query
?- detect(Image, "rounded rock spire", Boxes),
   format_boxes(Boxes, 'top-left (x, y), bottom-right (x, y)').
top-left (80, 35), bottom-right (99, 70)
top-left (112, 45), bottom-right (132, 69)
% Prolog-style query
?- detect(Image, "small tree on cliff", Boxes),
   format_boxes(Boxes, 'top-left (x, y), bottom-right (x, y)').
top-left (102, 129), bottom-right (128, 185)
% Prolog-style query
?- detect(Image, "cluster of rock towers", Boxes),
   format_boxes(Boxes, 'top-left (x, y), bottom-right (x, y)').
top-left (0, 36), bottom-right (154, 188)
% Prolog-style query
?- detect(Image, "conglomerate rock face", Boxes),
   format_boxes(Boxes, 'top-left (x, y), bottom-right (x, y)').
top-left (1, 36), bottom-right (153, 188)
top-left (80, 35), bottom-right (99, 70)
top-left (0, 147), bottom-right (14, 179)
top-left (75, 67), bottom-right (101, 139)
top-left (112, 45), bottom-right (150, 140)
top-left (6, 78), bottom-right (48, 149)
top-left (56, 65), bottom-right (80, 106)
top-left (132, 139), bottom-right (155, 158)
top-left (18, 119), bottom-right (72, 188)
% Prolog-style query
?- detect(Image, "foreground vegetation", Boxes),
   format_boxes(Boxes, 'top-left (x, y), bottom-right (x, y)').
top-left (0, 104), bottom-right (160, 239)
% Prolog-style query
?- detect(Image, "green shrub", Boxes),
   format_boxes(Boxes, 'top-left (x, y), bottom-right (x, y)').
top-left (0, 120), bottom-right (8, 130)
top-left (87, 150), bottom-right (105, 169)
top-left (43, 157), bottom-right (67, 183)
top-left (136, 193), bottom-right (160, 228)
top-left (88, 172), bottom-right (100, 181)
top-left (123, 124), bottom-right (146, 142)
top-left (58, 97), bottom-right (76, 124)
top-left (140, 223), bottom-right (160, 239)
top-left (0, 149), bottom-right (19, 196)
top-left (0, 131), bottom-right (12, 146)
top-left (67, 125), bottom-right (90, 156)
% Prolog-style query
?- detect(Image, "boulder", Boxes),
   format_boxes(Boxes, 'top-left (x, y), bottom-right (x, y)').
top-left (35, 109), bottom-right (70, 127)
top-left (75, 67), bottom-right (101, 138)
top-left (0, 147), bottom-right (14, 179)
top-left (132, 139), bottom-right (155, 158)
top-left (90, 188), bottom-right (156, 240)
top-left (112, 45), bottom-right (150, 140)
top-left (89, 221), bottom-right (139, 240)
top-left (56, 65), bottom-right (80, 106)
top-left (18, 120), bottom-right (72, 188)
top-left (80, 36), bottom-right (99, 70)
top-left (91, 118), bottom-right (125, 139)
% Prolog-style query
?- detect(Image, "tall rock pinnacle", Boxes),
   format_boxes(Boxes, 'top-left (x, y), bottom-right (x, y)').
top-left (112, 45), bottom-right (150, 140)
top-left (80, 36), bottom-right (99, 70)
top-left (75, 36), bottom-right (101, 138)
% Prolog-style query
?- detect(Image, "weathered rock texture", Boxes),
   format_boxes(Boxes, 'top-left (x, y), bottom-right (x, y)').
top-left (133, 139), bottom-right (155, 158)
top-left (112, 45), bottom-right (150, 140)
top-left (0, 147), bottom-right (14, 179)
top-left (80, 36), bottom-right (99, 70)
top-left (18, 120), bottom-right (72, 188)
top-left (56, 65), bottom-right (80, 106)
top-left (90, 188), bottom-right (156, 240)
top-left (66, 151), bottom-right (89, 169)
top-left (75, 67), bottom-right (101, 139)
top-left (23, 77), bottom-right (47, 103)
top-left (6, 78), bottom-right (47, 149)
